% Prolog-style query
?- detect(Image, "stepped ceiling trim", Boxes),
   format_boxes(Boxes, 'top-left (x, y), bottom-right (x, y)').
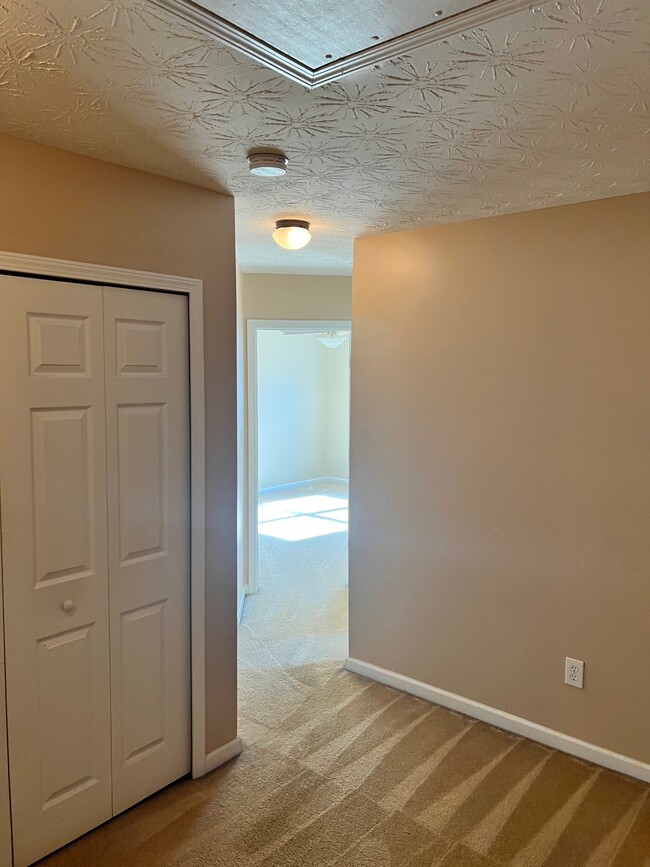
top-left (153, 0), bottom-right (533, 88)
top-left (0, 0), bottom-right (648, 274)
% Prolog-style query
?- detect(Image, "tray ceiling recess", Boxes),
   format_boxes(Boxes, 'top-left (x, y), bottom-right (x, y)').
top-left (153, 0), bottom-right (533, 88)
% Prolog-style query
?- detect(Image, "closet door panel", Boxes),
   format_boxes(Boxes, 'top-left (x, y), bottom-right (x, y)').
top-left (103, 287), bottom-right (191, 815)
top-left (0, 276), bottom-right (112, 866)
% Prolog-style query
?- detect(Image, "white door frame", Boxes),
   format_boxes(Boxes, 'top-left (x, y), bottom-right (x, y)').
top-left (0, 252), bottom-right (208, 780)
top-left (245, 319), bottom-right (351, 596)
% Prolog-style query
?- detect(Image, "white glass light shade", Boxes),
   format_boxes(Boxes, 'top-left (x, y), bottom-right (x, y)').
top-left (272, 219), bottom-right (311, 250)
top-left (317, 330), bottom-right (348, 350)
top-left (318, 336), bottom-right (346, 349)
top-left (248, 152), bottom-right (288, 177)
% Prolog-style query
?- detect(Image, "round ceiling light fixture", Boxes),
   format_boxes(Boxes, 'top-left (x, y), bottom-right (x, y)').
top-left (318, 330), bottom-right (348, 350)
top-left (248, 152), bottom-right (288, 177)
top-left (272, 219), bottom-right (311, 250)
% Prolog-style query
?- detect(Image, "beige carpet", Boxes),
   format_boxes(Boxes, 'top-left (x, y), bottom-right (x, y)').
top-left (44, 483), bottom-right (650, 866)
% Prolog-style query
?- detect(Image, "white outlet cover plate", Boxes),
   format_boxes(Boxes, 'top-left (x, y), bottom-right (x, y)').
top-left (565, 657), bottom-right (585, 689)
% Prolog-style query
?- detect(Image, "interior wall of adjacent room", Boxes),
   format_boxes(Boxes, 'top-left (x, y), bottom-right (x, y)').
top-left (257, 332), bottom-right (350, 489)
top-left (325, 337), bottom-right (351, 480)
top-left (258, 331), bottom-right (327, 490)
top-left (350, 191), bottom-right (650, 765)
top-left (0, 132), bottom-right (238, 757)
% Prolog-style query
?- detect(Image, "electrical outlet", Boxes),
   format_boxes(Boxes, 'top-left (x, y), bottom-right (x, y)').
top-left (565, 657), bottom-right (585, 689)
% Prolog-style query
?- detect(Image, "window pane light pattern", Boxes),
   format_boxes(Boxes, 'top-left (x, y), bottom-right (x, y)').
top-left (258, 494), bottom-right (348, 542)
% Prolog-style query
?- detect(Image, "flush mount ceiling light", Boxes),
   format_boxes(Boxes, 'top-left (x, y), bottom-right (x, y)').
top-left (318, 330), bottom-right (347, 350)
top-left (272, 219), bottom-right (311, 250)
top-left (248, 152), bottom-right (288, 177)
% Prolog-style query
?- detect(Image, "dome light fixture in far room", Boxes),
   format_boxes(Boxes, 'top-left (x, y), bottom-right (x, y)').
top-left (318, 330), bottom-right (347, 350)
top-left (272, 219), bottom-right (312, 250)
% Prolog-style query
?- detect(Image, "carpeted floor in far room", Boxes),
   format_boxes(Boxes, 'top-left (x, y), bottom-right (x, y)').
top-left (42, 482), bottom-right (650, 866)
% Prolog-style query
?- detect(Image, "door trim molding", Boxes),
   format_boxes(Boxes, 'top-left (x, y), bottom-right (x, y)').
top-left (0, 251), bottom-right (207, 780)
top-left (245, 319), bottom-right (351, 596)
top-left (345, 657), bottom-right (650, 784)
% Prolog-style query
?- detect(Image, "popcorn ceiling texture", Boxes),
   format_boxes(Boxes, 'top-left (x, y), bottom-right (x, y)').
top-left (0, 0), bottom-right (648, 273)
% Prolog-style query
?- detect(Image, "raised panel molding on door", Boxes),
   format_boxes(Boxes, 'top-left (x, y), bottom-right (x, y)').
top-left (117, 403), bottom-right (167, 563)
top-left (31, 407), bottom-right (96, 585)
top-left (0, 276), bottom-right (113, 867)
top-left (103, 286), bottom-right (191, 815)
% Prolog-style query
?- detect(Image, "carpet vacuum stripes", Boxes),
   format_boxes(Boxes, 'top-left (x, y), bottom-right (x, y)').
top-left (43, 484), bottom-right (649, 866)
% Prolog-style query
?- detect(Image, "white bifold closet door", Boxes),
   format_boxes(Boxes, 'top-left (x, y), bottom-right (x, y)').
top-left (0, 277), bottom-right (113, 866)
top-left (103, 286), bottom-right (191, 815)
top-left (0, 276), bottom-right (191, 866)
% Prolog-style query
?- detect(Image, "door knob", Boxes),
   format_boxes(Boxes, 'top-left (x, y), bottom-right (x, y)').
top-left (62, 599), bottom-right (76, 613)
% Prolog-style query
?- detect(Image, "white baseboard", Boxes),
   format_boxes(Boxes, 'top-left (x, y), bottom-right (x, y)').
top-left (258, 478), bottom-right (323, 494)
top-left (205, 737), bottom-right (243, 775)
top-left (237, 590), bottom-right (246, 624)
top-left (258, 476), bottom-right (349, 494)
top-left (345, 658), bottom-right (650, 784)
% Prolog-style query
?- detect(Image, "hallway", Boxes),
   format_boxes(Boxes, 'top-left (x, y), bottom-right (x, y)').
top-left (239, 481), bottom-right (349, 745)
top-left (41, 481), bottom-right (649, 866)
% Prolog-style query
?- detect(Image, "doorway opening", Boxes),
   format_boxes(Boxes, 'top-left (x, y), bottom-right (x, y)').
top-left (242, 319), bottom-right (351, 674)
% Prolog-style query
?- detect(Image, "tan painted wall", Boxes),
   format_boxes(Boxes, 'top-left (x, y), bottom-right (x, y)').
top-left (350, 192), bottom-right (650, 764)
top-left (0, 132), bottom-right (237, 755)
top-left (325, 338), bottom-right (352, 480)
top-left (239, 272), bottom-right (352, 321)
top-left (236, 263), bottom-right (246, 622)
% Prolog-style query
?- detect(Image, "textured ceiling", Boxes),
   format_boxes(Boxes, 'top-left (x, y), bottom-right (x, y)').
top-left (0, 0), bottom-right (648, 274)
top-left (200, 0), bottom-right (495, 68)
top-left (172, 0), bottom-right (516, 78)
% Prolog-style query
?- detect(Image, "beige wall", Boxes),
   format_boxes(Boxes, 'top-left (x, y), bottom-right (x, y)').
top-left (350, 192), bottom-right (650, 764)
top-left (325, 339), bottom-right (352, 480)
top-left (236, 263), bottom-right (246, 622)
top-left (240, 272), bottom-right (352, 321)
top-left (0, 132), bottom-right (237, 755)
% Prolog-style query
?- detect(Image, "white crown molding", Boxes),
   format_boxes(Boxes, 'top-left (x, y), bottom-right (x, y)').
top-left (153, 0), bottom-right (534, 88)
top-left (345, 658), bottom-right (650, 784)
